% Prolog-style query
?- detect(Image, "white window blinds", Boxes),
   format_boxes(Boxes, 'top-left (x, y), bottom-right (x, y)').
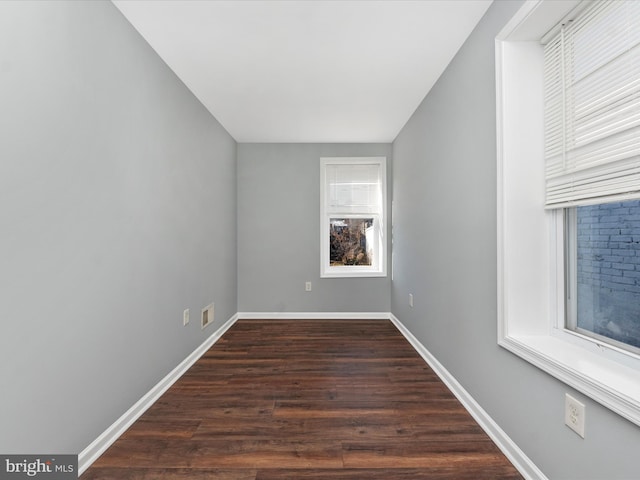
top-left (544, 0), bottom-right (640, 208)
top-left (325, 163), bottom-right (382, 215)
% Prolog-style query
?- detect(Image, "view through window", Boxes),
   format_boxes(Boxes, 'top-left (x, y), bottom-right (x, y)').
top-left (329, 218), bottom-right (373, 266)
top-left (570, 200), bottom-right (640, 352)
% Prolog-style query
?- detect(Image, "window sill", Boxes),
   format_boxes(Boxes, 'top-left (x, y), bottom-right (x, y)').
top-left (320, 270), bottom-right (387, 279)
top-left (499, 333), bottom-right (640, 426)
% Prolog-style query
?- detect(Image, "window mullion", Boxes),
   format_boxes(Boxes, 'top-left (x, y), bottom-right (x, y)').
top-left (564, 207), bottom-right (578, 332)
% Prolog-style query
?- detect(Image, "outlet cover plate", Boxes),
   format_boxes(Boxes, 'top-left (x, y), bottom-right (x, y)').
top-left (565, 393), bottom-right (585, 438)
top-left (183, 308), bottom-right (189, 326)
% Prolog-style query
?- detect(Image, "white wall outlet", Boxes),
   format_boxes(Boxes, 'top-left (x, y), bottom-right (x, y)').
top-left (565, 393), bottom-right (586, 438)
top-left (183, 308), bottom-right (189, 326)
top-left (201, 303), bottom-right (214, 330)
top-left (409, 293), bottom-right (414, 308)
top-left (305, 281), bottom-right (312, 292)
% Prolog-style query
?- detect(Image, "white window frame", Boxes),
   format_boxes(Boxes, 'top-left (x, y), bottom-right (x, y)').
top-left (320, 157), bottom-right (387, 278)
top-left (496, 0), bottom-right (640, 427)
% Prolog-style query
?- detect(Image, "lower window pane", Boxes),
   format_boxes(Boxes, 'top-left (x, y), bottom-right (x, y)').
top-left (329, 218), bottom-right (373, 266)
top-left (576, 200), bottom-right (640, 351)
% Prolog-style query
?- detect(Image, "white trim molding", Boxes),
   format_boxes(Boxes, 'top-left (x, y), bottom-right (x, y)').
top-left (390, 315), bottom-right (547, 480)
top-left (78, 314), bottom-right (239, 476)
top-left (237, 311), bottom-right (392, 320)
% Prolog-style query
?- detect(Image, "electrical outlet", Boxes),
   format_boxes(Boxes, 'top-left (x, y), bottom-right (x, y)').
top-left (305, 281), bottom-right (312, 292)
top-left (565, 393), bottom-right (586, 438)
top-left (201, 303), bottom-right (214, 330)
top-left (183, 308), bottom-right (189, 326)
top-left (409, 293), bottom-right (414, 308)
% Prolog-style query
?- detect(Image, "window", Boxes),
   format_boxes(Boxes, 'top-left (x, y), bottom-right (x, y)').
top-left (497, 0), bottom-right (640, 427)
top-left (567, 200), bottom-right (640, 354)
top-left (320, 157), bottom-right (387, 278)
top-left (544, 0), bottom-right (640, 354)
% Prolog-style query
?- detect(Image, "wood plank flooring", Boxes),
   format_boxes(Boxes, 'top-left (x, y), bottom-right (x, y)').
top-left (81, 319), bottom-right (523, 479)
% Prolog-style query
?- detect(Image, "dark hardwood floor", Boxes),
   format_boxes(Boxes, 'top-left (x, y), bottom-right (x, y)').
top-left (81, 319), bottom-right (523, 479)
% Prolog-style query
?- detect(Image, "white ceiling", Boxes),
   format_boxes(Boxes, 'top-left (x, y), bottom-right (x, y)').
top-left (112, 0), bottom-right (492, 143)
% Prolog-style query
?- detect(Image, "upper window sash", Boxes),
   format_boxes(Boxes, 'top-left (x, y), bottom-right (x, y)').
top-left (543, 0), bottom-right (640, 208)
top-left (325, 163), bottom-right (382, 215)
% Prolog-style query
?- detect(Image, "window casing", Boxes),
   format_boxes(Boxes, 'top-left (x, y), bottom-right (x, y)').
top-left (320, 157), bottom-right (387, 278)
top-left (497, 0), bottom-right (640, 427)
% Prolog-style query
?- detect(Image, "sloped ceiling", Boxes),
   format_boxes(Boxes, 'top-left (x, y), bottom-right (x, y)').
top-left (112, 0), bottom-right (492, 143)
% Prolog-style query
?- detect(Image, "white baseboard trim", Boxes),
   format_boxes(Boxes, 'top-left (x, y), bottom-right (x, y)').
top-left (237, 311), bottom-right (391, 320)
top-left (78, 313), bottom-right (239, 476)
top-left (389, 314), bottom-right (547, 480)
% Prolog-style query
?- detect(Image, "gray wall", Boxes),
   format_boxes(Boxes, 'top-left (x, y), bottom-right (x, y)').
top-left (390, 1), bottom-right (640, 479)
top-left (237, 143), bottom-right (391, 313)
top-left (0, 1), bottom-right (237, 453)
top-left (4, 1), bottom-right (638, 476)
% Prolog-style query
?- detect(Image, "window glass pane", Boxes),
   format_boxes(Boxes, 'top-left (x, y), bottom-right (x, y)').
top-left (575, 199), bottom-right (640, 350)
top-left (329, 218), bottom-right (374, 266)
